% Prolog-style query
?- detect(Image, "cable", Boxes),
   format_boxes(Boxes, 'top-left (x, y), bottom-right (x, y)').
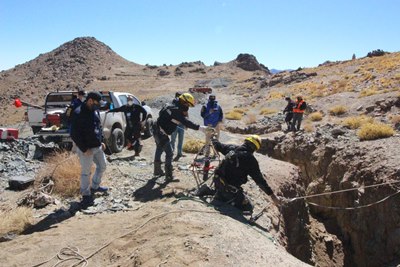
top-left (305, 190), bottom-right (400, 210)
top-left (288, 180), bottom-right (400, 210)
top-left (289, 180), bottom-right (400, 202)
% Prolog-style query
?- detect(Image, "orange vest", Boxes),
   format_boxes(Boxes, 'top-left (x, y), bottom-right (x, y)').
top-left (293, 100), bottom-right (305, 113)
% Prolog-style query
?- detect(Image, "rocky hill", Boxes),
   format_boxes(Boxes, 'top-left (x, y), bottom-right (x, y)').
top-left (1, 37), bottom-right (400, 266)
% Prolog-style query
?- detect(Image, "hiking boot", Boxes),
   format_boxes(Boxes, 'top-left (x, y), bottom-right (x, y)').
top-left (165, 164), bottom-right (174, 182)
top-left (91, 186), bottom-right (109, 194)
top-left (80, 195), bottom-right (94, 209)
top-left (153, 161), bottom-right (165, 176)
top-left (173, 154), bottom-right (182, 161)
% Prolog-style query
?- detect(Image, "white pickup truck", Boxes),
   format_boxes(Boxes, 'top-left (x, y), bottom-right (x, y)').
top-left (28, 91), bottom-right (153, 153)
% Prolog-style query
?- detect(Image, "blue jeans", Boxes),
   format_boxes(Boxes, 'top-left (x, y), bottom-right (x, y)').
top-left (154, 138), bottom-right (173, 167)
top-left (170, 126), bottom-right (184, 156)
top-left (77, 146), bottom-right (107, 196)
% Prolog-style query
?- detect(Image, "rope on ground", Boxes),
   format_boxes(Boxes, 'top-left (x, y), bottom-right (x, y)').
top-left (289, 180), bottom-right (400, 210)
top-left (31, 209), bottom-right (219, 267)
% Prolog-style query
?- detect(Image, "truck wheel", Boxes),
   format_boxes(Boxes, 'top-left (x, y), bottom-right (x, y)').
top-left (142, 118), bottom-right (153, 140)
top-left (110, 128), bottom-right (124, 153)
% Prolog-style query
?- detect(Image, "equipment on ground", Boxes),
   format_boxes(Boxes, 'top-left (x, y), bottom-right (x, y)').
top-left (190, 127), bottom-right (220, 191)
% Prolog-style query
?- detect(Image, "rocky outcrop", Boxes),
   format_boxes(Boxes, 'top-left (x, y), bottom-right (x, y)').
top-left (234, 53), bottom-right (270, 73)
top-left (261, 125), bottom-right (400, 266)
top-left (262, 71), bottom-right (318, 88)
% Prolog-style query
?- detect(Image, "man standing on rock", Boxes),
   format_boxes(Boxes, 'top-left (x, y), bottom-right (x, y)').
top-left (211, 135), bottom-right (281, 214)
top-left (71, 91), bottom-right (108, 207)
top-left (283, 96), bottom-right (295, 131)
top-left (153, 93), bottom-right (207, 181)
top-left (291, 95), bottom-right (307, 132)
top-left (107, 95), bottom-right (147, 157)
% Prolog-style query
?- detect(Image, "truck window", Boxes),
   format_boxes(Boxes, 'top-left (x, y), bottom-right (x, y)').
top-left (119, 95), bottom-right (128, 106)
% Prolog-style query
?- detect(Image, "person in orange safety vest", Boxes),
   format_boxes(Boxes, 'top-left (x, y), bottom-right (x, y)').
top-left (291, 95), bottom-right (307, 132)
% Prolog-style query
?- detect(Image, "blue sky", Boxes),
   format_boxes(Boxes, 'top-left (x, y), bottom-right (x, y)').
top-left (1, 0), bottom-right (399, 71)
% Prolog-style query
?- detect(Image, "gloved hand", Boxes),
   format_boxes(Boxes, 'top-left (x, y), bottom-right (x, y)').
top-left (199, 125), bottom-right (207, 133)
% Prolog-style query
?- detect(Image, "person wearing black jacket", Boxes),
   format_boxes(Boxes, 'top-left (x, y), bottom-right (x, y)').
top-left (70, 91), bottom-right (108, 207)
top-left (283, 96), bottom-right (296, 131)
top-left (212, 135), bottom-right (281, 214)
top-left (153, 93), bottom-right (207, 181)
top-left (107, 96), bottom-right (147, 156)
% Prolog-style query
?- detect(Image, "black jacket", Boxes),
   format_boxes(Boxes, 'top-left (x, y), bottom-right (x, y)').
top-left (70, 103), bottom-right (103, 152)
top-left (108, 104), bottom-right (147, 128)
top-left (212, 140), bottom-right (273, 195)
top-left (157, 103), bottom-right (199, 135)
top-left (283, 100), bottom-right (296, 113)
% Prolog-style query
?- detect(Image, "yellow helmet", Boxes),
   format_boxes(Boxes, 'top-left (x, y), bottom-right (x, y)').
top-left (245, 135), bottom-right (262, 150)
top-left (179, 93), bottom-right (195, 107)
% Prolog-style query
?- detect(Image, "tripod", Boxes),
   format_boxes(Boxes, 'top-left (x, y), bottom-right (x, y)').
top-left (190, 127), bottom-right (220, 190)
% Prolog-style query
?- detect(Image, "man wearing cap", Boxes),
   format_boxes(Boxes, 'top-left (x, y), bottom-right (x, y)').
top-left (211, 135), bottom-right (281, 214)
top-left (201, 94), bottom-right (223, 143)
top-left (71, 91), bottom-right (108, 207)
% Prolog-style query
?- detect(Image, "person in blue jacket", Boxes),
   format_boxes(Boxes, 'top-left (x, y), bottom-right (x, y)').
top-left (201, 94), bottom-right (223, 144)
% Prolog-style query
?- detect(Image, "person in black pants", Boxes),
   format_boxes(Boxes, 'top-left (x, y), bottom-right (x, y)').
top-left (107, 96), bottom-right (147, 156)
top-left (211, 135), bottom-right (281, 214)
top-left (283, 96), bottom-right (295, 131)
top-left (153, 93), bottom-right (207, 181)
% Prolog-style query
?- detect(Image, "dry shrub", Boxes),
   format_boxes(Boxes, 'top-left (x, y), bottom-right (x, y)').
top-left (0, 207), bottom-right (33, 235)
top-left (359, 87), bottom-right (378, 97)
top-left (38, 151), bottom-right (82, 197)
top-left (245, 113), bottom-right (257, 124)
top-left (342, 115), bottom-right (374, 129)
top-left (309, 112), bottom-right (323, 121)
top-left (329, 105), bottom-right (347, 116)
top-left (259, 108), bottom-right (277, 115)
top-left (357, 122), bottom-right (395, 140)
top-left (232, 108), bottom-right (247, 114)
top-left (268, 91), bottom-right (284, 99)
top-left (183, 138), bottom-right (205, 153)
top-left (225, 110), bottom-right (243, 120)
top-left (389, 114), bottom-right (400, 124)
top-left (303, 123), bottom-right (314, 133)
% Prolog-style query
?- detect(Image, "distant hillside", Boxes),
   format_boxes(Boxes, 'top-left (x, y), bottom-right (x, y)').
top-left (0, 37), bottom-right (268, 125)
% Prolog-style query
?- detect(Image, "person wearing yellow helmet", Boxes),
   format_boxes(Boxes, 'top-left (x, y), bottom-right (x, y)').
top-left (153, 92), bottom-right (207, 181)
top-left (178, 92), bottom-right (195, 107)
top-left (210, 134), bottom-right (281, 214)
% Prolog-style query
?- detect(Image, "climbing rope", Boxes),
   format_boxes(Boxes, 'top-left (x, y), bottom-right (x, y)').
top-left (289, 180), bottom-right (400, 210)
